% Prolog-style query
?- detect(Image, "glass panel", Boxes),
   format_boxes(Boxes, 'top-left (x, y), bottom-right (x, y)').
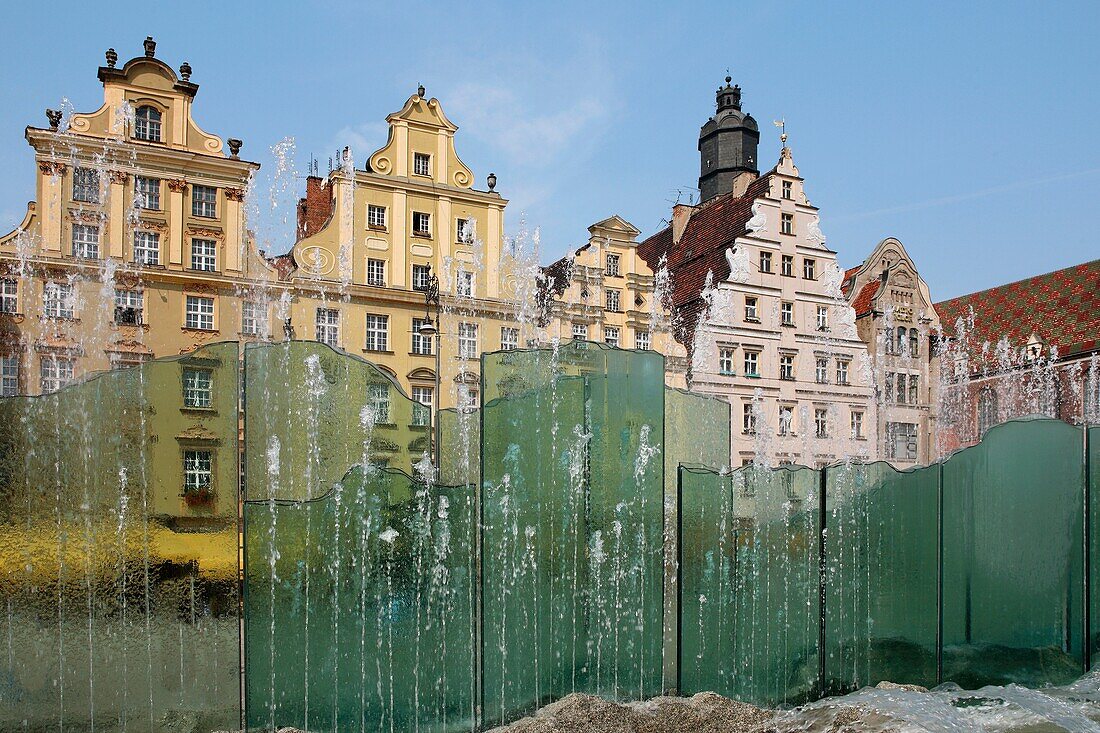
top-left (942, 417), bottom-right (1084, 687)
top-left (439, 406), bottom-right (479, 487)
top-left (243, 467), bottom-right (474, 732)
top-left (1091, 425), bottom-right (1100, 663)
top-left (825, 462), bottom-right (938, 692)
top-left (480, 343), bottom-right (665, 726)
top-left (679, 463), bottom-right (820, 706)
top-left (0, 342), bottom-right (240, 730)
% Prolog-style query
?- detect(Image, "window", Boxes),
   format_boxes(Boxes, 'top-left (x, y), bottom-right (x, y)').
top-left (803, 258), bottom-right (816, 280)
top-left (782, 180), bottom-right (793, 200)
top-left (456, 218), bottom-right (474, 243)
top-left (134, 106), bottom-right (162, 142)
top-left (885, 372), bottom-right (895, 403)
top-left (134, 176), bottom-right (160, 210)
top-left (1, 356), bottom-right (19, 396)
top-left (412, 212), bottom-right (431, 237)
top-left (978, 387), bottom-right (998, 435)
top-left (457, 385), bottom-right (478, 412)
top-left (368, 383), bottom-right (391, 423)
top-left (909, 328), bottom-right (920, 358)
top-left (719, 348), bottom-right (735, 375)
top-left (411, 318), bottom-right (433, 355)
top-left (39, 355), bottom-right (74, 394)
top-left (851, 410), bottom-right (864, 439)
top-left (744, 296), bottom-right (759, 321)
top-left (760, 251), bottom-right (772, 273)
top-left (896, 326), bottom-right (907, 356)
top-left (185, 296), bottom-right (214, 331)
top-left (458, 322), bottom-right (478, 359)
top-left (133, 231), bottom-right (160, 265)
top-left (456, 270), bottom-right (474, 297)
top-left (366, 258), bottom-right (386, 287)
top-left (778, 405), bottom-right (794, 435)
top-left (0, 280), bottom-right (17, 314)
top-left (887, 422), bottom-right (918, 461)
top-left (43, 282), bottom-right (74, 319)
top-left (191, 239), bottom-right (217, 272)
top-left (501, 326), bottom-right (519, 351)
top-left (606, 253), bottom-right (621, 277)
top-left (603, 326), bottom-right (620, 347)
top-left (72, 168), bottom-right (99, 203)
top-left (365, 314), bottom-right (389, 352)
top-left (241, 301), bottom-right (267, 337)
top-left (183, 368), bottom-right (213, 408)
top-left (605, 289), bottom-right (621, 312)
top-left (896, 373), bottom-right (907, 404)
top-left (368, 204), bottom-right (386, 229)
top-left (816, 305), bottom-right (829, 330)
top-left (779, 354), bottom-right (794, 380)
top-left (781, 212), bottom-right (793, 235)
top-left (72, 224), bottom-right (100, 259)
top-left (781, 254), bottom-right (794, 277)
top-left (743, 403), bottom-right (756, 434)
top-left (634, 331), bottom-right (650, 351)
top-left (572, 323), bottom-right (588, 341)
top-left (316, 308), bottom-right (339, 346)
top-left (883, 329), bottom-right (896, 356)
top-left (183, 450), bottom-right (212, 493)
top-left (836, 360), bottom-right (850, 385)
top-left (413, 152), bottom-right (431, 177)
top-left (815, 358), bottom-right (828, 384)
top-left (909, 374), bottom-right (920, 405)
top-left (192, 185), bottom-right (217, 218)
top-left (815, 408), bottom-right (828, 438)
top-left (114, 289), bottom-right (143, 325)
top-left (744, 350), bottom-right (759, 377)
top-left (412, 264), bottom-right (432, 291)
top-left (780, 301), bottom-right (794, 326)
top-left (412, 386), bottom-right (433, 427)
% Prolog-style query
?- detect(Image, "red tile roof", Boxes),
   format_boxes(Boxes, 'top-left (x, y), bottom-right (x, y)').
top-left (935, 259), bottom-right (1100, 359)
top-left (850, 279), bottom-right (881, 317)
top-left (637, 174), bottom-right (773, 346)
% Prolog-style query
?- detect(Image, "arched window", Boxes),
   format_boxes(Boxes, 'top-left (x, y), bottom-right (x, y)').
top-left (909, 328), bottom-right (919, 358)
top-left (977, 387), bottom-right (999, 435)
top-left (896, 326), bottom-right (907, 356)
top-left (134, 106), bottom-right (162, 142)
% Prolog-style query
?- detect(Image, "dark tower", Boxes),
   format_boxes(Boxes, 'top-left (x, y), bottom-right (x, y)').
top-left (698, 76), bottom-right (759, 202)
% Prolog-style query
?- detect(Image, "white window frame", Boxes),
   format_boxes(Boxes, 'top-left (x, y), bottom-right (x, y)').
top-left (815, 358), bottom-right (829, 384)
top-left (501, 326), bottom-right (519, 351)
top-left (183, 368), bottom-right (213, 409)
top-left (781, 254), bottom-right (794, 276)
top-left (815, 408), bottom-right (829, 438)
top-left (778, 405), bottom-right (794, 435)
top-left (411, 386), bottom-right (433, 427)
top-left (605, 253), bottom-right (620, 277)
top-left (781, 212), bottom-right (793, 235)
top-left (781, 301), bottom-right (793, 325)
top-left (412, 264), bottom-right (432, 291)
top-left (745, 296), bottom-right (758, 321)
top-left (760, 250), bottom-right (772, 273)
top-left (603, 326), bottom-right (620, 347)
top-left (241, 301), bottom-right (268, 337)
top-left (744, 350), bottom-right (759, 377)
top-left (782, 180), bottom-right (793, 199)
top-left (43, 282), bottom-right (74, 319)
top-left (192, 185), bottom-right (217, 218)
top-left (719, 348), bottom-right (735, 375)
top-left (837, 360), bottom-right (850, 385)
top-left (133, 231), bottom-right (160, 265)
top-left (413, 152), bottom-right (431, 177)
top-left (634, 331), bottom-right (650, 351)
top-left (412, 211), bottom-right (431, 237)
top-left (411, 318), bottom-right (433, 355)
top-left (134, 106), bottom-right (162, 142)
top-left (185, 295), bottom-right (215, 331)
top-left (72, 168), bottom-right (100, 203)
top-left (316, 308), bottom-right (340, 347)
top-left (816, 305), bottom-right (828, 330)
top-left (183, 450), bottom-right (213, 492)
top-left (803, 258), bottom-right (816, 280)
top-left (114, 289), bottom-right (143, 326)
top-left (366, 258), bottom-right (386, 287)
top-left (851, 410), bottom-right (864, 439)
top-left (572, 323), bottom-right (588, 341)
top-left (457, 384), bottom-right (478, 413)
top-left (456, 270), bottom-right (474, 297)
top-left (0, 280), bottom-right (17, 314)
top-left (368, 204), bottom-right (387, 229)
top-left (605, 289), bottom-right (621, 313)
top-left (134, 176), bottom-right (160, 210)
top-left (458, 322), bottom-right (479, 359)
top-left (364, 314), bottom-right (389, 352)
top-left (190, 238), bottom-right (217, 272)
top-left (1, 356), bottom-right (19, 397)
top-left (743, 403), bottom-right (757, 434)
top-left (72, 224), bottom-right (100, 259)
top-left (368, 383), bottom-right (392, 423)
top-left (779, 354), bottom-right (794, 380)
top-left (39, 355), bottom-right (74, 394)
top-left (456, 217), bottom-right (474, 243)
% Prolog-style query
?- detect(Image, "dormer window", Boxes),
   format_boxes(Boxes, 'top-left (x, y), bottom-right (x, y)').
top-left (782, 180), bottom-right (792, 200)
top-left (413, 153), bottom-right (431, 177)
top-left (134, 106), bottom-right (162, 142)
top-left (606, 253), bottom-right (620, 277)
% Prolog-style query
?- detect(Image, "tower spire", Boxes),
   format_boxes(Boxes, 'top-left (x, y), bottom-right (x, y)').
top-left (698, 74), bottom-right (759, 202)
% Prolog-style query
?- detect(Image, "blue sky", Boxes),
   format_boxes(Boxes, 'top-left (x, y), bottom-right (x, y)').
top-left (1, 1), bottom-right (1097, 300)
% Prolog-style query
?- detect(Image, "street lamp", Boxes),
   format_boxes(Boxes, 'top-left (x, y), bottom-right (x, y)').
top-left (418, 266), bottom-right (442, 468)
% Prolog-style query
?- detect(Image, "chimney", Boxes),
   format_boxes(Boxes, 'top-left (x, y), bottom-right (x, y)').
top-left (672, 203), bottom-right (695, 245)
top-left (731, 170), bottom-right (757, 198)
top-left (296, 176), bottom-right (333, 241)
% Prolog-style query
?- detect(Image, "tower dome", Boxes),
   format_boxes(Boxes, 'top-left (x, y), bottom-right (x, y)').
top-left (698, 75), bottom-right (760, 202)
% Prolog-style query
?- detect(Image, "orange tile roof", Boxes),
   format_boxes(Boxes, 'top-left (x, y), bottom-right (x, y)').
top-left (850, 279), bottom-right (882, 317)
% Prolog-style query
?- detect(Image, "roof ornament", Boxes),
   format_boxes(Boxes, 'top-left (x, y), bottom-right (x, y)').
top-left (143, 36), bottom-right (156, 58)
top-left (46, 109), bottom-right (62, 130)
top-left (417, 83), bottom-right (426, 98)
top-left (487, 172), bottom-right (497, 192)
top-left (105, 48), bottom-right (118, 68)
top-left (179, 61), bottom-right (192, 81)
top-left (227, 138), bottom-right (242, 158)
top-left (773, 118), bottom-right (787, 146)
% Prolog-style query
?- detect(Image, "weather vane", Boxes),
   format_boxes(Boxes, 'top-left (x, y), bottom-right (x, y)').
top-left (773, 118), bottom-right (787, 145)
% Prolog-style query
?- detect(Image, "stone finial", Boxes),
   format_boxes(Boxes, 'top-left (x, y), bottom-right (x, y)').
top-left (179, 61), bottom-right (192, 81)
top-left (417, 83), bottom-right (426, 98)
top-left (105, 48), bottom-right (118, 68)
top-left (487, 172), bottom-right (497, 192)
top-left (144, 36), bottom-right (156, 58)
top-left (227, 138), bottom-right (242, 158)
top-left (46, 109), bottom-right (62, 130)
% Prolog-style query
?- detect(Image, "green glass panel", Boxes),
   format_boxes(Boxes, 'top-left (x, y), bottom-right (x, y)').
top-left (243, 467), bottom-right (474, 732)
top-left (243, 342), bottom-right (431, 501)
top-left (825, 462), bottom-right (938, 692)
top-left (1091, 425), bottom-right (1100, 662)
top-left (480, 343), bottom-right (665, 726)
top-left (678, 464), bottom-right (820, 706)
top-left (439, 406), bottom-right (479, 487)
top-left (942, 417), bottom-right (1084, 687)
top-left (0, 342), bottom-right (240, 731)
